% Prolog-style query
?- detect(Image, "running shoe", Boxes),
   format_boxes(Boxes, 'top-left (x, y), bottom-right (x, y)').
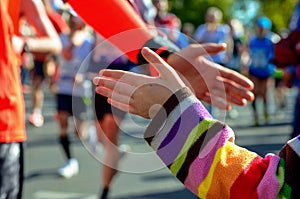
top-left (28, 112), bottom-right (44, 127)
top-left (58, 158), bottom-right (79, 179)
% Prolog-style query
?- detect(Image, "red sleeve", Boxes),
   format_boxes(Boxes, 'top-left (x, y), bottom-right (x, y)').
top-left (66, 0), bottom-right (153, 63)
top-left (47, 11), bottom-right (69, 34)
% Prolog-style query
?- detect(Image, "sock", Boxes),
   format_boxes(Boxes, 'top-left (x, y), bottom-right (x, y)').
top-left (33, 108), bottom-right (41, 115)
top-left (59, 135), bottom-right (71, 160)
top-left (100, 187), bottom-right (109, 199)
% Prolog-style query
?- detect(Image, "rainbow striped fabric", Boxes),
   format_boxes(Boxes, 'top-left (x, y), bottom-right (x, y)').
top-left (144, 88), bottom-right (300, 199)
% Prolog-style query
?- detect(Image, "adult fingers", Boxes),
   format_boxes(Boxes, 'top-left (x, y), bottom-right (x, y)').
top-left (220, 68), bottom-right (254, 90)
top-left (201, 43), bottom-right (227, 53)
top-left (216, 76), bottom-right (255, 102)
top-left (197, 59), bottom-right (254, 102)
top-left (192, 43), bottom-right (227, 55)
top-left (177, 43), bottom-right (227, 58)
top-left (208, 77), bottom-right (253, 105)
top-left (209, 87), bottom-right (246, 107)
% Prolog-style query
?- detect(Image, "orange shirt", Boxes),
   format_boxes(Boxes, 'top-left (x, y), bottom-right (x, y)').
top-left (0, 0), bottom-right (26, 142)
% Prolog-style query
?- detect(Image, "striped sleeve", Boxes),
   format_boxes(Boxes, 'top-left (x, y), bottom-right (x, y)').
top-left (145, 87), bottom-right (300, 199)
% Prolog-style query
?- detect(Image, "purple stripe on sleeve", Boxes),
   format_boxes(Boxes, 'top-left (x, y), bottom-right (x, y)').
top-left (156, 102), bottom-right (212, 166)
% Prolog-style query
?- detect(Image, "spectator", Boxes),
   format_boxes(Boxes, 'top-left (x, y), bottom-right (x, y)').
top-left (19, 17), bottom-right (34, 94)
top-left (133, 0), bottom-right (156, 25)
top-left (288, 0), bottom-right (300, 139)
top-left (152, 0), bottom-right (188, 48)
top-left (227, 18), bottom-right (245, 72)
top-left (28, 0), bottom-right (69, 127)
top-left (88, 33), bottom-right (134, 199)
top-left (274, 0), bottom-right (300, 138)
top-left (282, 65), bottom-right (300, 139)
top-left (181, 22), bottom-right (196, 44)
top-left (193, 6), bottom-right (231, 66)
top-left (55, 13), bottom-right (94, 178)
top-left (224, 18), bottom-right (247, 119)
top-left (0, 0), bottom-right (61, 198)
top-left (247, 16), bottom-right (275, 126)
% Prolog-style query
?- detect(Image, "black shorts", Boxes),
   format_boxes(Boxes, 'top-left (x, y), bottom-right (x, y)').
top-left (32, 60), bottom-right (45, 79)
top-left (57, 94), bottom-right (87, 119)
top-left (90, 61), bottom-right (135, 121)
top-left (93, 92), bottom-right (126, 121)
top-left (0, 142), bottom-right (24, 199)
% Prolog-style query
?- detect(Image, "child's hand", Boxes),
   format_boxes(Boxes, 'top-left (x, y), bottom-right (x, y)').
top-left (93, 47), bottom-right (186, 119)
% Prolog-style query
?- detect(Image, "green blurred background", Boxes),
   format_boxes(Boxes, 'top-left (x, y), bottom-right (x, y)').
top-left (168, 0), bottom-right (296, 33)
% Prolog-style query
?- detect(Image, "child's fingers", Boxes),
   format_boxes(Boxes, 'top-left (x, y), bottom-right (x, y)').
top-left (95, 86), bottom-right (133, 105)
top-left (99, 69), bottom-right (127, 79)
top-left (95, 77), bottom-right (136, 98)
top-left (98, 69), bottom-right (153, 87)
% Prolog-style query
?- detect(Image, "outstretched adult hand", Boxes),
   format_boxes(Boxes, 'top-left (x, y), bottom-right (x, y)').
top-left (94, 47), bottom-right (186, 119)
top-left (167, 43), bottom-right (254, 109)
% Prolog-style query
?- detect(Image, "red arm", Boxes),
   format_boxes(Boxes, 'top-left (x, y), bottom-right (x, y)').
top-left (67, 0), bottom-right (154, 63)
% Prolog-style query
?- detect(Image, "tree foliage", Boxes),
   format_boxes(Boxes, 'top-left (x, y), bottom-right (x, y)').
top-left (168, 0), bottom-right (297, 33)
top-left (168, 0), bottom-right (234, 27)
top-left (260, 0), bottom-right (296, 32)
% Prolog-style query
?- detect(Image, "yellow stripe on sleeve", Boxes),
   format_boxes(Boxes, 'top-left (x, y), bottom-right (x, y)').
top-left (170, 119), bottom-right (214, 176)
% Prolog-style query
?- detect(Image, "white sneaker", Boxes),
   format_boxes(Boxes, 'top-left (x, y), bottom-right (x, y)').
top-left (58, 159), bottom-right (79, 178)
top-left (118, 144), bottom-right (131, 159)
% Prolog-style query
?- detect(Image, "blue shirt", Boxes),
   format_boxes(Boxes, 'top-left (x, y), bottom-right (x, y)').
top-left (193, 24), bottom-right (230, 64)
top-left (249, 36), bottom-right (275, 78)
top-left (57, 33), bottom-right (94, 96)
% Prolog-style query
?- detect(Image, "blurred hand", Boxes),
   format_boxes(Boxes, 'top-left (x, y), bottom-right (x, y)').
top-left (167, 43), bottom-right (254, 109)
top-left (94, 47), bottom-right (186, 119)
top-left (12, 35), bottom-right (26, 54)
top-left (281, 68), bottom-right (294, 88)
top-left (74, 73), bottom-right (84, 85)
